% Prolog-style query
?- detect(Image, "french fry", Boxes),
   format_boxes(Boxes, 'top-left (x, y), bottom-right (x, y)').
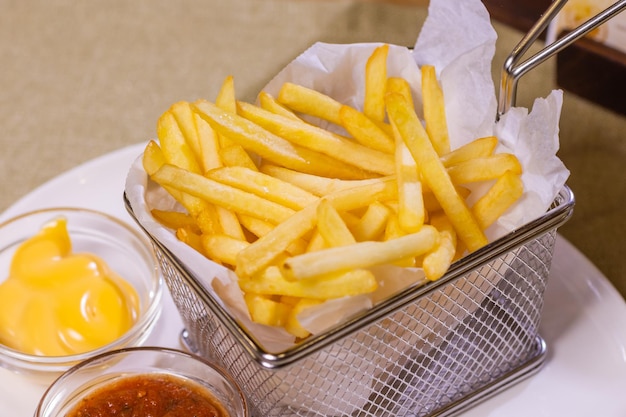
top-left (316, 199), bottom-right (356, 247)
top-left (150, 209), bottom-right (199, 233)
top-left (285, 298), bottom-right (322, 338)
top-left (440, 136), bottom-right (498, 167)
top-left (422, 213), bottom-right (457, 281)
top-left (351, 201), bottom-right (391, 242)
top-left (202, 234), bottom-right (250, 266)
top-left (260, 163), bottom-right (394, 197)
top-left (386, 77), bottom-right (414, 108)
top-left (364, 44), bottom-right (389, 123)
top-left (150, 164), bottom-right (295, 224)
top-left (236, 204), bottom-right (318, 279)
top-left (385, 92), bottom-right (488, 252)
top-left (237, 214), bottom-right (308, 256)
top-left (207, 166), bottom-right (318, 210)
top-left (239, 266), bottom-right (378, 299)
top-left (244, 293), bottom-right (291, 327)
top-left (236, 101), bottom-right (395, 176)
top-left (447, 153), bottom-right (522, 184)
top-left (421, 65), bottom-right (450, 156)
top-left (338, 105), bottom-right (394, 153)
top-left (170, 101), bottom-right (202, 163)
top-left (282, 225), bottom-right (439, 280)
top-left (215, 75), bottom-right (237, 114)
top-left (472, 170), bottom-right (524, 230)
top-left (218, 144), bottom-right (258, 171)
top-left (143, 140), bottom-right (208, 217)
top-left (215, 206), bottom-right (246, 240)
top-left (258, 91), bottom-right (302, 121)
top-left (193, 113), bottom-right (223, 173)
top-left (157, 110), bottom-right (202, 174)
top-left (215, 75), bottom-right (238, 149)
top-left (193, 99), bottom-right (371, 180)
top-left (277, 82), bottom-right (343, 125)
top-left (393, 131), bottom-right (425, 233)
top-left (175, 226), bottom-right (205, 256)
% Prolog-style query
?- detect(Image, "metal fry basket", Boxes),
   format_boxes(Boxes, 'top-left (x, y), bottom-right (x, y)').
top-left (125, 1), bottom-right (624, 415)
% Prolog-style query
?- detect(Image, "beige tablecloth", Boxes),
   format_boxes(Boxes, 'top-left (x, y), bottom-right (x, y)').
top-left (1, 0), bottom-right (624, 296)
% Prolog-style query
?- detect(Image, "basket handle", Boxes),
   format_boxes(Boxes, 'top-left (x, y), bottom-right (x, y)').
top-left (497, 0), bottom-right (626, 119)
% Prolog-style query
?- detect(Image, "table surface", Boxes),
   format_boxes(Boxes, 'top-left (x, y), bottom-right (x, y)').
top-left (1, 0), bottom-right (624, 294)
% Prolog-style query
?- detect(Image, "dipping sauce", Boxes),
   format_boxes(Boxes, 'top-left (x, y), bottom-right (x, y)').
top-left (0, 217), bottom-right (139, 356)
top-left (66, 373), bottom-right (229, 417)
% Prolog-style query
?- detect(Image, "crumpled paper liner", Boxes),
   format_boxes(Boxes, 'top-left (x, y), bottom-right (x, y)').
top-left (125, 0), bottom-right (569, 413)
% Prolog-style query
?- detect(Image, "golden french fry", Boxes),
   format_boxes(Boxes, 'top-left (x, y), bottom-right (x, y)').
top-left (422, 213), bottom-right (457, 281)
top-left (150, 209), bottom-right (199, 233)
top-left (351, 201), bottom-right (391, 242)
top-left (236, 204), bottom-right (318, 279)
top-left (421, 65), bottom-right (450, 156)
top-left (143, 140), bottom-right (208, 217)
top-left (236, 100), bottom-right (395, 176)
top-left (215, 206), bottom-right (246, 240)
top-left (215, 75), bottom-right (237, 114)
top-left (472, 170), bottom-right (524, 230)
top-left (260, 163), bottom-right (394, 197)
top-left (385, 92), bottom-right (487, 252)
top-left (276, 82), bottom-right (343, 125)
top-left (238, 214), bottom-right (308, 256)
top-left (282, 225), bottom-right (439, 280)
top-left (175, 226), bottom-right (205, 256)
top-left (239, 266), bottom-right (378, 299)
top-left (285, 298), bottom-right (322, 339)
top-left (217, 144), bottom-right (258, 171)
top-left (338, 105), bottom-right (394, 153)
top-left (207, 166), bottom-right (318, 210)
top-left (305, 230), bottom-right (327, 253)
top-left (193, 99), bottom-right (370, 180)
top-left (258, 91), bottom-right (302, 121)
top-left (195, 205), bottom-right (223, 235)
top-left (244, 293), bottom-right (291, 327)
top-left (447, 153), bottom-right (522, 184)
top-left (440, 136), bottom-right (498, 167)
top-left (393, 133), bottom-right (425, 233)
top-left (170, 101), bottom-right (202, 163)
top-left (151, 164), bottom-right (295, 224)
top-left (316, 199), bottom-right (356, 247)
top-left (364, 44), bottom-right (389, 123)
top-left (193, 113), bottom-right (223, 172)
top-left (157, 110), bottom-right (202, 173)
top-left (142, 140), bottom-right (167, 176)
top-left (386, 77), bottom-right (414, 108)
top-left (202, 234), bottom-right (250, 266)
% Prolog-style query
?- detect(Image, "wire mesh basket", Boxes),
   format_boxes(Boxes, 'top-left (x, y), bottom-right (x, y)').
top-left (123, 0), bottom-right (626, 414)
top-left (126, 186), bottom-right (573, 416)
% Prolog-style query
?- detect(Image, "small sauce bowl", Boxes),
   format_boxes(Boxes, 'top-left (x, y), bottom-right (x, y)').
top-left (0, 207), bottom-right (163, 381)
top-left (34, 347), bottom-right (249, 417)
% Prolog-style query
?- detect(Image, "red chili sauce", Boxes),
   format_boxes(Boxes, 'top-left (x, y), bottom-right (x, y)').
top-left (66, 373), bottom-right (230, 417)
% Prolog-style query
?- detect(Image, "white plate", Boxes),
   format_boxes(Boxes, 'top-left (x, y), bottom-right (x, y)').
top-left (1, 143), bottom-right (625, 416)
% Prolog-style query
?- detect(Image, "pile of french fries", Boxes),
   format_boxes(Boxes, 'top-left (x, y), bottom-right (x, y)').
top-left (143, 44), bottom-right (524, 338)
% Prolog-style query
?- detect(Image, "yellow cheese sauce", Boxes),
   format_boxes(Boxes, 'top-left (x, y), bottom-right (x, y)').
top-left (0, 217), bottom-right (139, 356)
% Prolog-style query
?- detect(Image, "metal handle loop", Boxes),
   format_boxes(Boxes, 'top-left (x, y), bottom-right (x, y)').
top-left (497, 0), bottom-right (626, 120)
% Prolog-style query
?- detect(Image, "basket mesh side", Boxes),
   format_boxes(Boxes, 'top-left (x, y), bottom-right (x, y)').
top-left (158, 230), bottom-right (556, 417)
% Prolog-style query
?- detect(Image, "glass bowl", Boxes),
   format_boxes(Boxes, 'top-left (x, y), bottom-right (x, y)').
top-left (0, 207), bottom-right (162, 380)
top-left (34, 346), bottom-right (249, 417)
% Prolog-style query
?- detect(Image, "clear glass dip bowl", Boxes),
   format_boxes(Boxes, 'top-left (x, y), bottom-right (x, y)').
top-left (34, 347), bottom-right (249, 417)
top-left (0, 207), bottom-right (163, 381)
